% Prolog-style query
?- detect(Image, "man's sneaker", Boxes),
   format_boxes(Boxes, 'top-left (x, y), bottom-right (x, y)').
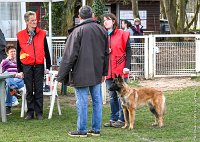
top-left (36, 114), bottom-right (43, 120)
top-left (25, 115), bottom-right (34, 120)
top-left (68, 131), bottom-right (87, 137)
top-left (112, 120), bottom-right (125, 128)
top-left (6, 107), bottom-right (12, 115)
top-left (104, 121), bottom-right (116, 127)
top-left (87, 129), bottom-right (100, 136)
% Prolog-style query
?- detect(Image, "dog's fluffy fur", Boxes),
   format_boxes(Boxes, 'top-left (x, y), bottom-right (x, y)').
top-left (109, 74), bottom-right (166, 129)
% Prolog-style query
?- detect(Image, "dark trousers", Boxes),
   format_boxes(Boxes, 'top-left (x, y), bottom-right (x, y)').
top-left (23, 64), bottom-right (44, 116)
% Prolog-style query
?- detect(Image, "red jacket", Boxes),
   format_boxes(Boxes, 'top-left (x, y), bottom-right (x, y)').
top-left (17, 27), bottom-right (46, 65)
top-left (106, 28), bottom-right (130, 79)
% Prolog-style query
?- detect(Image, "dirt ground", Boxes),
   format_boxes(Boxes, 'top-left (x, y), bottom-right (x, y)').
top-left (138, 77), bottom-right (200, 91)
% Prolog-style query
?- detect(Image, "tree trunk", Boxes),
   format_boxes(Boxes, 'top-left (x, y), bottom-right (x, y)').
top-left (131, 0), bottom-right (139, 19)
top-left (87, 0), bottom-right (94, 7)
top-left (62, 0), bottom-right (76, 36)
top-left (160, 0), bottom-right (167, 19)
top-left (192, 0), bottom-right (199, 30)
top-left (163, 0), bottom-right (177, 34)
top-left (186, 0), bottom-right (200, 31)
top-left (177, 0), bottom-right (187, 33)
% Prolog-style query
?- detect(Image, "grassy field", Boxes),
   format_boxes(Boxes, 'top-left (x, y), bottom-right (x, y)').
top-left (0, 86), bottom-right (199, 142)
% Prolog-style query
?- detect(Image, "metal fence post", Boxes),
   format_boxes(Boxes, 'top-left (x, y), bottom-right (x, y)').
top-left (148, 34), bottom-right (155, 79)
top-left (144, 36), bottom-right (149, 79)
top-left (195, 35), bottom-right (200, 72)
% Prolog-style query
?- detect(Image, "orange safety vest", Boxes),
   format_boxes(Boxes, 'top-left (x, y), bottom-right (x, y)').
top-left (17, 27), bottom-right (46, 65)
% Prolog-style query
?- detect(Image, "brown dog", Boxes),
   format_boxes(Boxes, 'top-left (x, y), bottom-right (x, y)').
top-left (109, 74), bottom-right (166, 129)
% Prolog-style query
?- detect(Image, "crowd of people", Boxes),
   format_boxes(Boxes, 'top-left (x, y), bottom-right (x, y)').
top-left (0, 5), bottom-right (144, 137)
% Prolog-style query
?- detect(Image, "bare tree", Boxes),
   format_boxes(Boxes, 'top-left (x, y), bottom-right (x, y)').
top-left (163, 0), bottom-right (200, 34)
top-left (163, 0), bottom-right (177, 34)
top-left (87, 0), bottom-right (94, 7)
top-left (160, 0), bottom-right (167, 19)
top-left (177, 0), bottom-right (187, 33)
top-left (185, 0), bottom-right (200, 31)
top-left (62, 0), bottom-right (78, 35)
top-left (131, 0), bottom-right (139, 18)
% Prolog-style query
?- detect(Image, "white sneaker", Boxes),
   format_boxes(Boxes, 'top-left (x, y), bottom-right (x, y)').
top-left (12, 100), bottom-right (19, 107)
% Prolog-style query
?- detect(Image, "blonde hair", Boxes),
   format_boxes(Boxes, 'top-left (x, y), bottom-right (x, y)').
top-left (134, 18), bottom-right (141, 23)
top-left (24, 11), bottom-right (36, 22)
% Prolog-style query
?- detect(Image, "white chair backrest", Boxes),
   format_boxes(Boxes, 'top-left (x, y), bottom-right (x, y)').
top-left (44, 71), bottom-right (58, 94)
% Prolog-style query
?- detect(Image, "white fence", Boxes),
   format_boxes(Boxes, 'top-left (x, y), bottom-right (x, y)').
top-left (6, 34), bottom-right (200, 79)
top-left (151, 34), bottom-right (200, 78)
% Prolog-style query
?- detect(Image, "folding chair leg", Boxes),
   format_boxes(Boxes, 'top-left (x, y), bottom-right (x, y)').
top-left (48, 83), bottom-right (57, 119)
top-left (102, 82), bottom-right (107, 104)
top-left (25, 99), bottom-right (27, 112)
top-left (56, 96), bottom-right (62, 115)
top-left (21, 92), bottom-right (25, 117)
top-left (48, 95), bottom-right (55, 119)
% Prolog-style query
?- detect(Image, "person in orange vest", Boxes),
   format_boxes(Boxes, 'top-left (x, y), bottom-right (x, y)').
top-left (16, 11), bottom-right (51, 120)
top-left (103, 13), bottom-right (131, 128)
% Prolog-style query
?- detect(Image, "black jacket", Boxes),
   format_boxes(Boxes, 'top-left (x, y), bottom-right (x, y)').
top-left (0, 29), bottom-right (6, 62)
top-left (57, 19), bottom-right (109, 87)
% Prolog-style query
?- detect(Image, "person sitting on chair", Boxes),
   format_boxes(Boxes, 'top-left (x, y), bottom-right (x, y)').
top-left (1, 44), bottom-right (24, 115)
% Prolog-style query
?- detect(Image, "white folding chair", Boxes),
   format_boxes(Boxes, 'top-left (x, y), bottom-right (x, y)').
top-left (20, 70), bottom-right (62, 119)
top-left (102, 81), bottom-right (107, 104)
top-left (43, 70), bottom-right (62, 119)
top-left (20, 85), bottom-right (27, 117)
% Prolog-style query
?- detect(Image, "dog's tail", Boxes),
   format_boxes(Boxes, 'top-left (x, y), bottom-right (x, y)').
top-left (162, 95), bottom-right (166, 115)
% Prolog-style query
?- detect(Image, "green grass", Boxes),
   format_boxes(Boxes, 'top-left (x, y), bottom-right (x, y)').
top-left (128, 80), bottom-right (141, 88)
top-left (0, 87), bottom-right (199, 142)
top-left (191, 75), bottom-right (200, 82)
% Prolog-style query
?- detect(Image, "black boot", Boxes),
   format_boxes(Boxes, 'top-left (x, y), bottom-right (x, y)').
top-left (6, 106), bottom-right (12, 115)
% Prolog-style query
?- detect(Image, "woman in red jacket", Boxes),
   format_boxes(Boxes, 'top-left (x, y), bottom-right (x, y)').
top-left (103, 13), bottom-right (131, 128)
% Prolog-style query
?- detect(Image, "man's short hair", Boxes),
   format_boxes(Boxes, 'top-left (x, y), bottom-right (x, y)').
top-left (24, 11), bottom-right (36, 22)
top-left (79, 5), bottom-right (93, 19)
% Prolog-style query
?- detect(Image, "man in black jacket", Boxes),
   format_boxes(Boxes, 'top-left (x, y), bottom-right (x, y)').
top-left (57, 5), bottom-right (109, 137)
top-left (0, 29), bottom-right (6, 62)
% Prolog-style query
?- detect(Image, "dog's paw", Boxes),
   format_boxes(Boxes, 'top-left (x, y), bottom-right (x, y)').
top-left (122, 125), bottom-right (128, 129)
top-left (152, 123), bottom-right (158, 127)
top-left (158, 124), bottom-right (164, 128)
top-left (128, 127), bottom-right (134, 130)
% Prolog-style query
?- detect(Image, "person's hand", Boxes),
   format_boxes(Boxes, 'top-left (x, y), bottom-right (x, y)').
top-left (109, 48), bottom-right (112, 53)
top-left (123, 68), bottom-right (130, 74)
top-left (44, 69), bottom-right (49, 74)
top-left (15, 72), bottom-right (24, 79)
top-left (102, 76), bottom-right (106, 82)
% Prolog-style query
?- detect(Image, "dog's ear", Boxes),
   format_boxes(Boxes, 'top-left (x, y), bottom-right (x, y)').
top-left (114, 74), bottom-right (118, 78)
top-left (118, 74), bottom-right (123, 82)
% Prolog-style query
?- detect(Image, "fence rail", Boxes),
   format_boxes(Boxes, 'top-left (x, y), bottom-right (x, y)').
top-left (6, 34), bottom-right (200, 79)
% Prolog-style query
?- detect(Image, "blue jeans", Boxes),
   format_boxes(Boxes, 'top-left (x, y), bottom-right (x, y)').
top-left (74, 83), bottom-right (102, 133)
top-left (12, 96), bottom-right (18, 104)
top-left (106, 78), bottom-right (128, 122)
top-left (5, 78), bottom-right (24, 107)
